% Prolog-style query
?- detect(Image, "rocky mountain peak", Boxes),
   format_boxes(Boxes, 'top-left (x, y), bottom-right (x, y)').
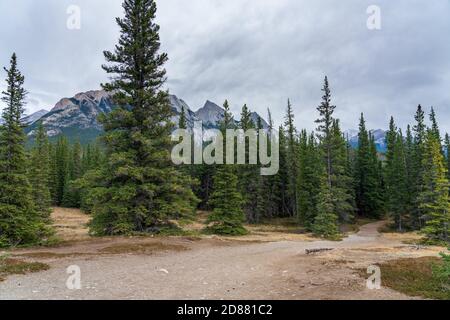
top-left (25, 90), bottom-right (270, 144)
top-left (195, 101), bottom-right (225, 126)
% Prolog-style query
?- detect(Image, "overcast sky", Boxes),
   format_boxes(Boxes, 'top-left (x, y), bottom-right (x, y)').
top-left (0, 0), bottom-right (449, 133)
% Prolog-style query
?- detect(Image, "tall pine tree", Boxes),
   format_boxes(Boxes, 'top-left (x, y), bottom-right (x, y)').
top-left (29, 122), bottom-right (52, 219)
top-left (388, 129), bottom-right (408, 231)
top-left (207, 100), bottom-right (246, 235)
top-left (284, 99), bottom-right (299, 218)
top-left (238, 104), bottom-right (260, 223)
top-left (429, 107), bottom-right (441, 145)
top-left (88, 0), bottom-right (198, 235)
top-left (0, 54), bottom-right (52, 247)
top-left (54, 136), bottom-right (69, 206)
top-left (316, 76), bottom-right (335, 189)
top-left (355, 114), bottom-right (384, 218)
top-left (445, 133), bottom-right (450, 181)
top-left (312, 174), bottom-right (340, 239)
top-left (298, 130), bottom-right (321, 227)
top-left (418, 132), bottom-right (449, 242)
top-left (62, 141), bottom-right (83, 207)
top-left (411, 105), bottom-right (426, 228)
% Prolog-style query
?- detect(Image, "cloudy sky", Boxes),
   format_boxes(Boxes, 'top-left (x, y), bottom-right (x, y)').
top-left (0, 0), bottom-right (449, 133)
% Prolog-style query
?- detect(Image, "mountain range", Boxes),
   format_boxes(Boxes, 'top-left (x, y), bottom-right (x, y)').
top-left (15, 89), bottom-right (386, 151)
top-left (25, 90), bottom-right (269, 144)
top-left (0, 109), bottom-right (48, 126)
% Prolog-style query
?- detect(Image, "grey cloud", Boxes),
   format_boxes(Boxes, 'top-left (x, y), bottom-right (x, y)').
top-left (0, 0), bottom-right (449, 134)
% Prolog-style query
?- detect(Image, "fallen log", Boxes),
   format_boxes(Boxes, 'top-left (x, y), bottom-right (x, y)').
top-left (305, 248), bottom-right (333, 255)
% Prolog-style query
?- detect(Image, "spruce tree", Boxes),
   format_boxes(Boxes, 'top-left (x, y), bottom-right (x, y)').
top-left (330, 119), bottom-right (356, 222)
top-left (263, 108), bottom-right (280, 218)
top-left (48, 142), bottom-right (58, 204)
top-left (356, 116), bottom-right (388, 220)
top-left (54, 136), bottom-right (69, 206)
top-left (390, 130), bottom-right (408, 230)
top-left (29, 122), bottom-right (52, 219)
top-left (312, 175), bottom-right (340, 239)
top-left (88, 0), bottom-right (198, 235)
top-left (275, 125), bottom-right (290, 217)
top-left (316, 76), bottom-right (335, 189)
top-left (254, 116), bottom-right (268, 222)
top-left (298, 130), bottom-right (311, 224)
top-left (418, 132), bottom-right (449, 242)
top-left (411, 105), bottom-right (426, 228)
top-left (298, 130), bottom-right (321, 227)
top-left (314, 77), bottom-right (355, 226)
top-left (179, 106), bottom-right (187, 129)
top-left (0, 54), bottom-right (52, 247)
top-left (207, 165), bottom-right (246, 235)
top-left (238, 104), bottom-right (259, 223)
top-left (284, 99), bottom-right (299, 218)
top-left (207, 100), bottom-right (246, 235)
top-left (445, 133), bottom-right (450, 181)
top-left (62, 141), bottom-right (82, 208)
top-left (429, 107), bottom-right (441, 145)
top-left (404, 125), bottom-right (415, 214)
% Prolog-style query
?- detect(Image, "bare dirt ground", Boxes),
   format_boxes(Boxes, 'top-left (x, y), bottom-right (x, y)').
top-left (0, 208), bottom-right (445, 300)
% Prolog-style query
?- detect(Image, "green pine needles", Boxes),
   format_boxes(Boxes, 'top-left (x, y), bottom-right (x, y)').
top-left (85, 0), bottom-right (198, 235)
top-left (0, 54), bottom-right (53, 248)
top-left (206, 100), bottom-right (247, 235)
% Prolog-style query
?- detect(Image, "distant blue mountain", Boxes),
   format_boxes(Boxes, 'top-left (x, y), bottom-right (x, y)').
top-left (345, 129), bottom-right (387, 153)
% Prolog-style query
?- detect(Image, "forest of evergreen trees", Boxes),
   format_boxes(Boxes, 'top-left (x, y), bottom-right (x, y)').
top-left (0, 0), bottom-right (449, 248)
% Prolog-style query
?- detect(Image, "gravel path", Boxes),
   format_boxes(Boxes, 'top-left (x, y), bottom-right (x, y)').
top-left (0, 220), bottom-right (443, 300)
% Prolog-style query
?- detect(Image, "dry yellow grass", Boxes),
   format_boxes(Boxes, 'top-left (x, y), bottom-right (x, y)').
top-left (382, 231), bottom-right (425, 244)
top-left (51, 207), bottom-right (91, 241)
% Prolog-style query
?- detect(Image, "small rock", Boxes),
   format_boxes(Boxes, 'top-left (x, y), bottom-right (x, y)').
top-left (158, 268), bottom-right (169, 274)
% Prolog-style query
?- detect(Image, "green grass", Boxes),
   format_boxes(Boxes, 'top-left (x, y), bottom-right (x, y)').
top-left (374, 257), bottom-right (449, 300)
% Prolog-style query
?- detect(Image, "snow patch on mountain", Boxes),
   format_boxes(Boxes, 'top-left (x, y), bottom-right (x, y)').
top-left (0, 109), bottom-right (48, 126)
top-left (345, 129), bottom-right (387, 153)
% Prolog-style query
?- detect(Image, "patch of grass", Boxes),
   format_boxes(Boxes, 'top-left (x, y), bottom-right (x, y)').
top-left (203, 225), bottom-right (249, 236)
top-left (321, 234), bottom-right (344, 241)
top-left (256, 217), bottom-right (299, 227)
top-left (416, 238), bottom-right (450, 247)
top-left (98, 242), bottom-right (188, 255)
top-left (369, 257), bottom-right (449, 300)
top-left (157, 226), bottom-right (201, 237)
top-left (0, 257), bottom-right (49, 281)
top-left (248, 217), bottom-right (307, 234)
top-left (17, 252), bottom-right (90, 259)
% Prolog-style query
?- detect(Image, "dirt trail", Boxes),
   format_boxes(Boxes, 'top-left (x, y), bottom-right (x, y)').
top-left (0, 210), bottom-right (444, 300)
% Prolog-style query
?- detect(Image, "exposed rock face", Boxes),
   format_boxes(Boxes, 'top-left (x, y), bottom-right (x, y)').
top-left (22, 109), bottom-right (49, 125)
top-left (37, 90), bottom-right (114, 137)
top-left (24, 89), bottom-right (269, 143)
top-left (194, 100), bottom-right (225, 128)
top-left (169, 95), bottom-right (199, 128)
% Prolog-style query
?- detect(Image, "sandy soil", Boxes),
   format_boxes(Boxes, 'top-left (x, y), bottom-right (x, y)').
top-left (0, 208), bottom-right (445, 300)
